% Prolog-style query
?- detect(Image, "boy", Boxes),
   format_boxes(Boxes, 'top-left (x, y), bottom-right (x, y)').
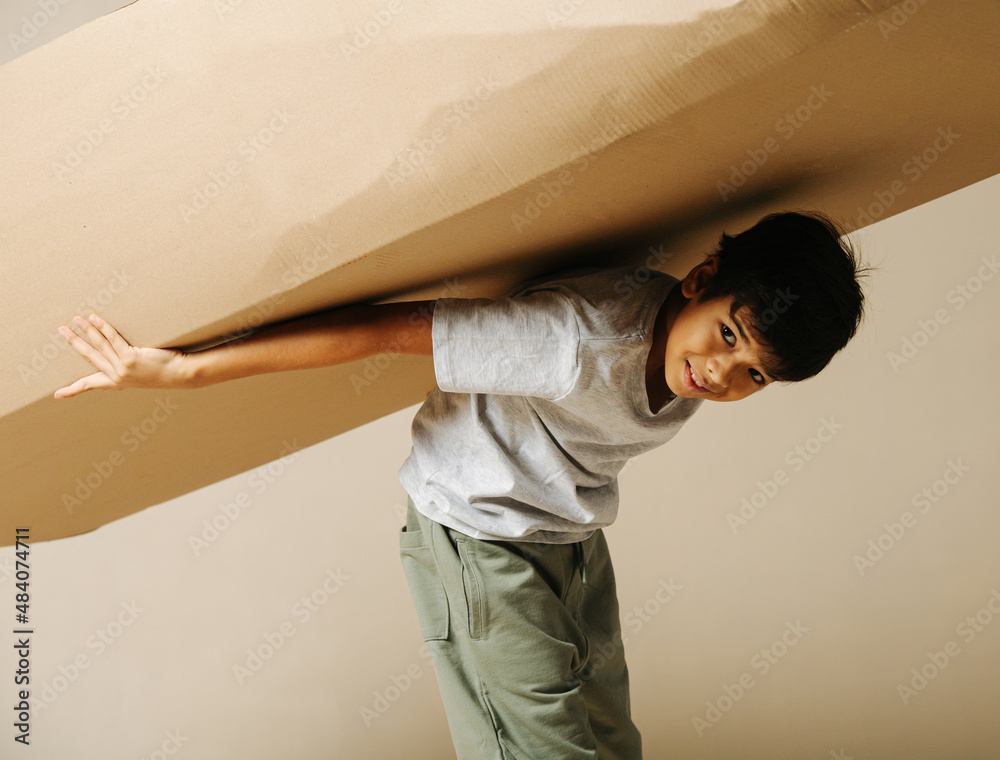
top-left (55, 210), bottom-right (869, 759)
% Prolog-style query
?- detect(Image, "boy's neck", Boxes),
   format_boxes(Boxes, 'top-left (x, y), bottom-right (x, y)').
top-left (645, 282), bottom-right (685, 409)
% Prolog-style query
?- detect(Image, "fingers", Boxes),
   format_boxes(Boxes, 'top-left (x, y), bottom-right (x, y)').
top-left (84, 313), bottom-right (134, 359)
top-left (58, 318), bottom-right (116, 379)
top-left (54, 313), bottom-right (142, 399)
top-left (57, 313), bottom-right (133, 386)
top-left (73, 314), bottom-right (128, 377)
top-left (53, 371), bottom-right (111, 399)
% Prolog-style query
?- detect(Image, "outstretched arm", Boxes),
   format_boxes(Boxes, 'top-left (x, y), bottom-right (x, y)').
top-left (53, 300), bottom-right (436, 398)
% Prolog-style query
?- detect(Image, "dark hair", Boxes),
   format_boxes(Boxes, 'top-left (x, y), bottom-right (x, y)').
top-left (695, 210), bottom-right (873, 383)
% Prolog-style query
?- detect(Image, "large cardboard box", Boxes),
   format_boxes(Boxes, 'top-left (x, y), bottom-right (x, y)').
top-left (3, 0), bottom-right (998, 544)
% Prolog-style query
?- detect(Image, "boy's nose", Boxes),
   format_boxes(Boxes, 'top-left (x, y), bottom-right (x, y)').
top-left (706, 355), bottom-right (734, 389)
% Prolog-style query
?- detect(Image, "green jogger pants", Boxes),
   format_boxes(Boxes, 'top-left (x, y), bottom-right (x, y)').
top-left (398, 495), bottom-right (642, 760)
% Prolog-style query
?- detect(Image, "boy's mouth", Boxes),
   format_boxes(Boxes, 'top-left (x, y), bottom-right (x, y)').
top-left (685, 360), bottom-right (710, 393)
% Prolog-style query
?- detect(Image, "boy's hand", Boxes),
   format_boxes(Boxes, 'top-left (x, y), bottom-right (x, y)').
top-left (53, 314), bottom-right (190, 398)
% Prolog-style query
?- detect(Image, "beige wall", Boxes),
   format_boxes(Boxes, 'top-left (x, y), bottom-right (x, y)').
top-left (3, 3), bottom-right (999, 759)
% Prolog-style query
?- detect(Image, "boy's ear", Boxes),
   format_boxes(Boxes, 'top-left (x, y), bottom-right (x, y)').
top-left (681, 254), bottom-right (721, 300)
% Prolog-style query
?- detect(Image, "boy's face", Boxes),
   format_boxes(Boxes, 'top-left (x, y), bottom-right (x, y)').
top-left (660, 255), bottom-right (777, 403)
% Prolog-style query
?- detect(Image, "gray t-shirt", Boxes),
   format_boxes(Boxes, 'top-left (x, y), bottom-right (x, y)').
top-left (397, 265), bottom-right (703, 543)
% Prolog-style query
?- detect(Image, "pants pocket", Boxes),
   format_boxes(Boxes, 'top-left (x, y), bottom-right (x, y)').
top-left (399, 525), bottom-right (450, 642)
top-left (454, 537), bottom-right (484, 641)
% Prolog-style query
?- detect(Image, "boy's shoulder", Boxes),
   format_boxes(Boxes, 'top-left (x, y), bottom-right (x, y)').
top-left (511, 264), bottom-right (675, 302)
top-left (498, 265), bottom-right (677, 350)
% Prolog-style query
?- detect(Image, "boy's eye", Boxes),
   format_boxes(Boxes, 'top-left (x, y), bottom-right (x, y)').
top-left (721, 324), bottom-right (767, 386)
top-left (721, 324), bottom-right (736, 346)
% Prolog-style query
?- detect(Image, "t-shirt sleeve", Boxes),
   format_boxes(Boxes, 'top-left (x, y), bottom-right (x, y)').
top-left (431, 289), bottom-right (581, 399)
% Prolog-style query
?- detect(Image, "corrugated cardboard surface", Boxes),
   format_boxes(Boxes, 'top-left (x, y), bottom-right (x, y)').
top-left (2, 0), bottom-right (998, 544)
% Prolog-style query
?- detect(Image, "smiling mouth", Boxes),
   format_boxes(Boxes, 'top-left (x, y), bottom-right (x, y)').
top-left (685, 361), bottom-right (710, 393)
